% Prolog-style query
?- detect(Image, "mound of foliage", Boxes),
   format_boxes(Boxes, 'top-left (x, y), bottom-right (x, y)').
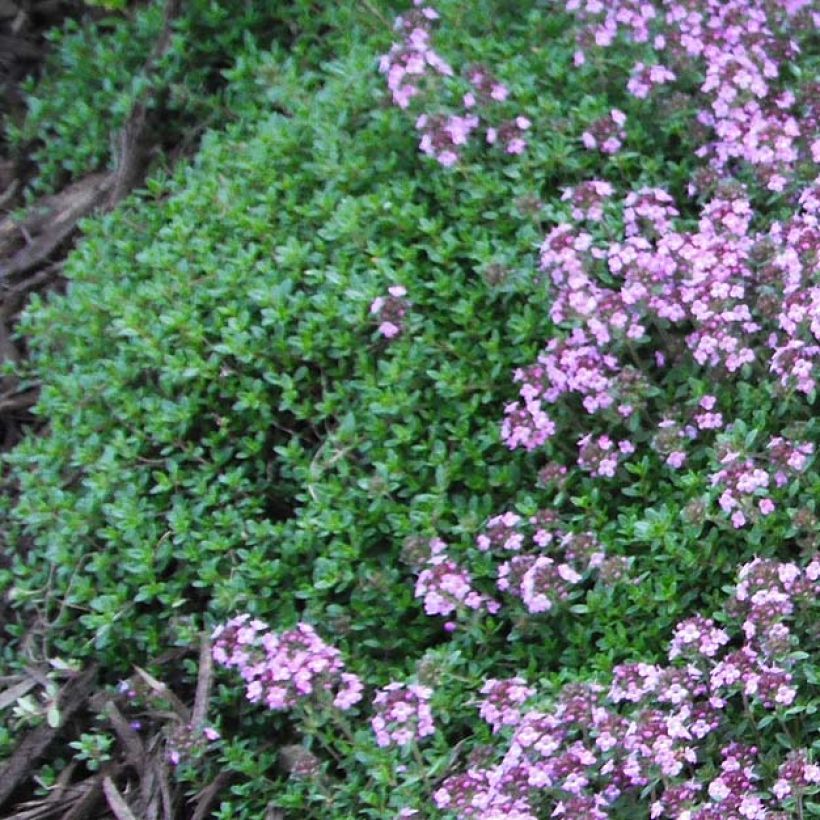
top-left (1, 0), bottom-right (818, 817)
top-left (4, 0), bottom-right (351, 196)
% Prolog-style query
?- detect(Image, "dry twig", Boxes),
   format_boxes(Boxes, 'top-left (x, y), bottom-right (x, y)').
top-left (0, 667), bottom-right (97, 809)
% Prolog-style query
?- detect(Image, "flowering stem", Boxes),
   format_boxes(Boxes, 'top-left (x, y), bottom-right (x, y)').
top-left (411, 742), bottom-right (432, 792)
top-left (358, 0), bottom-right (392, 31)
top-left (651, 318), bottom-right (676, 354)
top-left (301, 702), bottom-right (344, 766)
top-left (740, 692), bottom-right (765, 750)
top-left (330, 709), bottom-right (359, 750)
top-left (624, 339), bottom-right (643, 370)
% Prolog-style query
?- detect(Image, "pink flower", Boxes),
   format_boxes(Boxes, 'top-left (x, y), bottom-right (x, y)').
top-left (490, 83), bottom-right (509, 101)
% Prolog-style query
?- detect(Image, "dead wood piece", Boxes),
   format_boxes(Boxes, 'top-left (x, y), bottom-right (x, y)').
top-left (133, 666), bottom-right (190, 723)
top-left (0, 34), bottom-right (40, 60)
top-left (10, 5), bottom-right (28, 35)
top-left (0, 677), bottom-right (37, 711)
top-left (7, 761), bottom-right (79, 819)
top-left (107, 0), bottom-right (183, 208)
top-left (153, 755), bottom-right (174, 820)
top-left (190, 771), bottom-right (231, 820)
top-left (22, 666), bottom-right (52, 689)
top-left (0, 174), bottom-right (112, 281)
top-left (0, 666), bottom-right (96, 809)
top-left (102, 776), bottom-right (138, 820)
top-left (0, 387), bottom-right (38, 414)
top-left (191, 632), bottom-right (212, 731)
top-left (0, 314), bottom-right (21, 367)
top-left (139, 754), bottom-right (174, 820)
top-left (0, 183), bottom-right (19, 211)
top-left (137, 758), bottom-right (159, 820)
top-left (57, 773), bottom-right (104, 820)
top-left (31, 0), bottom-right (64, 16)
top-left (0, 1), bottom-right (19, 21)
top-left (104, 700), bottom-right (145, 764)
top-left (0, 263), bottom-right (62, 320)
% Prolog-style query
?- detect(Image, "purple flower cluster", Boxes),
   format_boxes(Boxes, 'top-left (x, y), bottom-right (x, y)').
top-left (414, 516), bottom-right (624, 624)
top-left (567, 0), bottom-right (819, 193)
top-left (478, 677), bottom-right (536, 734)
top-left (577, 433), bottom-right (635, 478)
top-left (623, 187), bottom-right (679, 238)
top-left (772, 749), bottom-right (820, 802)
top-left (485, 115), bottom-right (532, 156)
top-left (212, 616), bottom-right (363, 711)
top-left (432, 555), bottom-right (819, 818)
top-left (502, 180), bottom-right (817, 495)
top-left (627, 61), bottom-right (676, 99)
top-left (476, 511), bottom-right (524, 552)
top-left (668, 615), bottom-right (730, 661)
top-left (414, 537), bottom-right (500, 619)
top-left (371, 682), bottom-right (435, 748)
top-left (581, 109), bottom-right (627, 154)
top-left (561, 179), bottom-right (615, 222)
top-left (380, 3), bottom-right (531, 165)
top-left (501, 330), bottom-right (621, 451)
top-left (370, 284), bottom-right (409, 339)
top-left (494, 525), bottom-right (620, 616)
top-left (709, 434), bottom-right (813, 527)
top-left (378, 3), bottom-right (451, 110)
top-left (416, 112), bottom-right (479, 167)
top-left (765, 189), bottom-right (820, 395)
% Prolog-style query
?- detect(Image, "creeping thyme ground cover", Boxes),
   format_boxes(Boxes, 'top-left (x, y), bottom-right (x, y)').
top-left (1, 0), bottom-right (818, 817)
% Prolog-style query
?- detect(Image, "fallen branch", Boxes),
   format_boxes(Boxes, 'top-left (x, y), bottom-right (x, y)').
top-left (0, 677), bottom-right (37, 712)
top-left (58, 771), bottom-right (107, 820)
top-left (0, 174), bottom-right (111, 282)
top-left (6, 761), bottom-right (79, 819)
top-left (102, 776), bottom-right (138, 820)
top-left (0, 666), bottom-right (97, 809)
top-left (107, 0), bottom-right (183, 208)
top-left (0, 387), bottom-right (38, 414)
top-left (190, 771), bottom-right (232, 820)
top-left (104, 700), bottom-right (145, 764)
top-left (191, 632), bottom-right (212, 731)
top-left (132, 666), bottom-right (190, 723)
top-left (0, 263), bottom-right (62, 320)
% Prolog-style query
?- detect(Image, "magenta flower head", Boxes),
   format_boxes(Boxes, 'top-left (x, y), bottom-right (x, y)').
top-left (370, 285), bottom-right (410, 340)
top-left (371, 682), bottom-right (435, 747)
top-left (581, 110), bottom-right (627, 154)
top-left (414, 536), bottom-right (500, 620)
top-left (212, 616), bottom-right (363, 712)
top-left (478, 677), bottom-right (535, 733)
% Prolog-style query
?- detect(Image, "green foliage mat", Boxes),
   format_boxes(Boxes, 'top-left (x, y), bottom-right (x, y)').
top-left (2, 1), bottom-right (817, 815)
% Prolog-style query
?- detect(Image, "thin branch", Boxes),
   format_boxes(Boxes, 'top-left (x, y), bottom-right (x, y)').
top-left (102, 777), bottom-right (138, 820)
top-left (191, 632), bottom-right (213, 731)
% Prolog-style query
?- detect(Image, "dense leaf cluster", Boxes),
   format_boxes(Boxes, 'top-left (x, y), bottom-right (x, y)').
top-left (1, 1), bottom-right (817, 816)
